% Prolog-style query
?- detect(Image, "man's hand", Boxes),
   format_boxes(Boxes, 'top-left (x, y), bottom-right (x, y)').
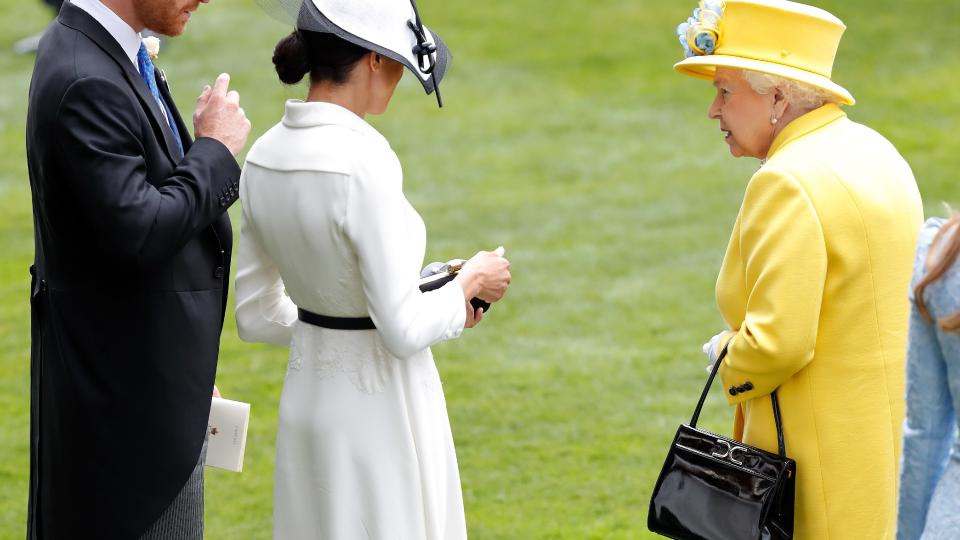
top-left (194, 73), bottom-right (251, 156)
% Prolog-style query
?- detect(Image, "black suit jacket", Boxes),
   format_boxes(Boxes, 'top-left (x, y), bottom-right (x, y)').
top-left (25, 4), bottom-right (241, 538)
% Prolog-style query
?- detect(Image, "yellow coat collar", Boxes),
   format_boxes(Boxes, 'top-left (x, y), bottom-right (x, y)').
top-left (767, 104), bottom-right (847, 158)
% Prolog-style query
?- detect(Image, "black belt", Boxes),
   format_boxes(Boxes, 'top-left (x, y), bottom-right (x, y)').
top-left (297, 308), bottom-right (376, 330)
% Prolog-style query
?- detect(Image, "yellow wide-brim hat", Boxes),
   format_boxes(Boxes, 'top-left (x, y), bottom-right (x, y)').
top-left (674, 0), bottom-right (855, 106)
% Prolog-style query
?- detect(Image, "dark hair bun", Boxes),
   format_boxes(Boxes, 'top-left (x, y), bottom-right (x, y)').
top-left (272, 30), bottom-right (370, 86)
top-left (273, 31), bottom-right (311, 85)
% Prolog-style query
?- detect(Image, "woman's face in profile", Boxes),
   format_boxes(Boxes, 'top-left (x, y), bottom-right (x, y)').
top-left (708, 67), bottom-right (776, 159)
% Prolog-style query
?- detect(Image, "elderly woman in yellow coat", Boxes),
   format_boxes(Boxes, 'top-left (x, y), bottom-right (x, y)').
top-left (674, 1), bottom-right (923, 537)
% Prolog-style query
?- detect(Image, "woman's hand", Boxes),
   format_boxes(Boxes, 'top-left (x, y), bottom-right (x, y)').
top-left (463, 302), bottom-right (485, 329)
top-left (455, 246), bottom-right (512, 304)
top-left (702, 330), bottom-right (730, 373)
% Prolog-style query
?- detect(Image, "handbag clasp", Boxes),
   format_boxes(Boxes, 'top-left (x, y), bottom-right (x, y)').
top-left (729, 445), bottom-right (748, 466)
top-left (711, 440), bottom-right (748, 466)
top-left (711, 440), bottom-right (732, 459)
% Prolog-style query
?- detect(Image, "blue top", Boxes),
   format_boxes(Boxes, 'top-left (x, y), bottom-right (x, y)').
top-left (897, 217), bottom-right (960, 540)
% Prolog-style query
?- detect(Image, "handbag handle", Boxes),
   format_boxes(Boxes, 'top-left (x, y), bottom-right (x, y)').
top-left (689, 343), bottom-right (787, 457)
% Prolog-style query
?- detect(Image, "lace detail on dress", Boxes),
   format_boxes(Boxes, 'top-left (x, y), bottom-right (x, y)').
top-left (294, 325), bottom-right (391, 394)
top-left (419, 350), bottom-right (444, 395)
top-left (287, 338), bottom-right (303, 376)
top-left (343, 342), bottom-right (389, 394)
top-left (313, 349), bottom-right (345, 381)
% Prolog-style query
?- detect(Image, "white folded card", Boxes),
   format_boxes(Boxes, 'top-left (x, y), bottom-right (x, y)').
top-left (205, 397), bottom-right (250, 472)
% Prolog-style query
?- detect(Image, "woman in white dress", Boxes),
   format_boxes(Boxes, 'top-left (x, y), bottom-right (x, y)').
top-left (235, 1), bottom-right (511, 538)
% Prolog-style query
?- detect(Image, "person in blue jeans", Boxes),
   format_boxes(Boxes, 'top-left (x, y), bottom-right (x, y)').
top-left (898, 217), bottom-right (960, 540)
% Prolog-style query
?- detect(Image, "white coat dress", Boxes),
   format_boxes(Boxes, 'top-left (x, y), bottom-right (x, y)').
top-left (235, 100), bottom-right (469, 540)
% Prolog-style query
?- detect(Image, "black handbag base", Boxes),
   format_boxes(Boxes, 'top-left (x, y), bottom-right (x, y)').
top-left (648, 424), bottom-right (795, 540)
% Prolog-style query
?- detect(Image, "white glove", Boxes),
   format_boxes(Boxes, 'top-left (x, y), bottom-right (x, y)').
top-left (702, 331), bottom-right (728, 374)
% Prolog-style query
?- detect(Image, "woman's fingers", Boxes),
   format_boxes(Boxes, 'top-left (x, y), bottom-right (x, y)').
top-left (464, 303), bottom-right (485, 329)
top-left (464, 301), bottom-right (476, 328)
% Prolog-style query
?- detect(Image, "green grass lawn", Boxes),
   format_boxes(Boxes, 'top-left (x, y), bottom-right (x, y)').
top-left (0, 0), bottom-right (954, 538)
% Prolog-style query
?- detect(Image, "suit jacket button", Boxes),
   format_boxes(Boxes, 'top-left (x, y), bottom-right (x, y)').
top-left (728, 387), bottom-right (738, 396)
top-left (214, 267), bottom-right (224, 279)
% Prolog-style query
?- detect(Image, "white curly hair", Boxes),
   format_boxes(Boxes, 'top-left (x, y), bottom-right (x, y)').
top-left (741, 70), bottom-right (840, 111)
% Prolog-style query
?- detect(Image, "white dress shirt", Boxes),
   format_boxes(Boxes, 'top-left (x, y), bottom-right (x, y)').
top-left (70, 0), bottom-right (174, 122)
top-left (70, 0), bottom-right (141, 71)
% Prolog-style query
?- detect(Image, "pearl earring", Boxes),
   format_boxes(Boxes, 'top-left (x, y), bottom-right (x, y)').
top-left (771, 117), bottom-right (779, 125)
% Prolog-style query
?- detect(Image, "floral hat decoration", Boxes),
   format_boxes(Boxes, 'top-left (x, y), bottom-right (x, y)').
top-left (676, 0), bottom-right (724, 58)
top-left (673, 0), bottom-right (856, 106)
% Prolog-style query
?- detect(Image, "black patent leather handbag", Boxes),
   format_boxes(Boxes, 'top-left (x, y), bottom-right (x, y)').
top-left (647, 346), bottom-right (796, 540)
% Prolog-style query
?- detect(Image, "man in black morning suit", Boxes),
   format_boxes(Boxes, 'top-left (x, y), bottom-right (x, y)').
top-left (25, 0), bottom-right (251, 537)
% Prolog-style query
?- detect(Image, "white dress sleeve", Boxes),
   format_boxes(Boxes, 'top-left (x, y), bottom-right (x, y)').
top-left (344, 150), bottom-right (466, 359)
top-left (234, 187), bottom-right (298, 346)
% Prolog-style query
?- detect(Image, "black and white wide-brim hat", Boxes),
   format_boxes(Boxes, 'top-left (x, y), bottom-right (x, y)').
top-left (260, 0), bottom-right (451, 107)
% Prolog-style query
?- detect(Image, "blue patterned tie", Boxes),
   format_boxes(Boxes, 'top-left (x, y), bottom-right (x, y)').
top-left (137, 43), bottom-right (184, 158)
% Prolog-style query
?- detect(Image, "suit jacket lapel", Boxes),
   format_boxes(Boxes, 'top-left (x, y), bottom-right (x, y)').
top-left (156, 69), bottom-right (191, 154)
top-left (58, 3), bottom-right (183, 163)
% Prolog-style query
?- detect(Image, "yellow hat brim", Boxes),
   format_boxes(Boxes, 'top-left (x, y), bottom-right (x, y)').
top-left (674, 54), bottom-right (855, 106)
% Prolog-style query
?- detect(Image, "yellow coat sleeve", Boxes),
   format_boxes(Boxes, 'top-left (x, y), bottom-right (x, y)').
top-left (719, 166), bottom-right (827, 405)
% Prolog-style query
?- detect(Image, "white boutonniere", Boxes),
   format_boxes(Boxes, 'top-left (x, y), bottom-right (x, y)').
top-left (142, 36), bottom-right (161, 60)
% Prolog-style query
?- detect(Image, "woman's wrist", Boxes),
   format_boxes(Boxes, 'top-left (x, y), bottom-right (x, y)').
top-left (454, 268), bottom-right (481, 301)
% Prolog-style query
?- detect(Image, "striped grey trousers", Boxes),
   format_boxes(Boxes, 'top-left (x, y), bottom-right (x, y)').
top-left (139, 439), bottom-right (207, 540)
